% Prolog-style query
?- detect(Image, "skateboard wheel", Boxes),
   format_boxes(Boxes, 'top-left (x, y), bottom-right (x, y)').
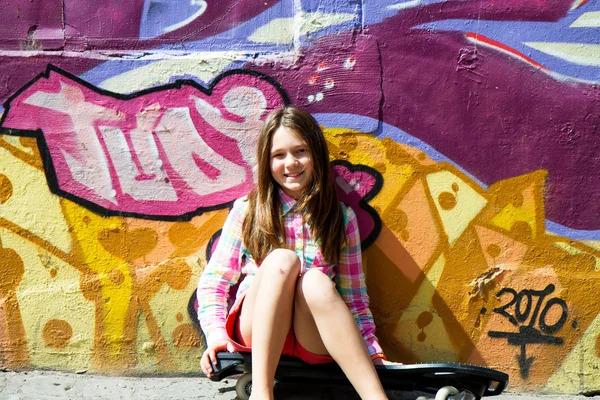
top-left (235, 372), bottom-right (253, 400)
top-left (435, 385), bottom-right (459, 400)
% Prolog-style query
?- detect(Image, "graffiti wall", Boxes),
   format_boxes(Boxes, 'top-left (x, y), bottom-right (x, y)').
top-left (0, 0), bottom-right (599, 394)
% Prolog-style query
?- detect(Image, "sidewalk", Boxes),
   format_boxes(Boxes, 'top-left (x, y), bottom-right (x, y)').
top-left (0, 371), bottom-right (233, 400)
top-left (0, 370), bottom-right (596, 400)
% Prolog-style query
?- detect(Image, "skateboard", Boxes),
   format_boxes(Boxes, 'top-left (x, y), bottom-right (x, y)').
top-left (209, 352), bottom-right (509, 400)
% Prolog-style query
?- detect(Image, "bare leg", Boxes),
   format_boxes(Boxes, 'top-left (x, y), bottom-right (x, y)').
top-left (294, 269), bottom-right (388, 400)
top-left (237, 249), bottom-right (300, 400)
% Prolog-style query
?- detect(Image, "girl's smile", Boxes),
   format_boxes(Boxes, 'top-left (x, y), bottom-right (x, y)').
top-left (270, 125), bottom-right (314, 199)
top-left (285, 170), bottom-right (305, 178)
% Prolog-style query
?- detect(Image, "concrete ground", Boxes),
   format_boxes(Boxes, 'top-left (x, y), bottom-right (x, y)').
top-left (0, 370), bottom-right (595, 400)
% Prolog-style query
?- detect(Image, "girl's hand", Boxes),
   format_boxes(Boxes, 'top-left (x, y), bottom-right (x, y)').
top-left (373, 358), bottom-right (402, 367)
top-left (200, 339), bottom-right (235, 377)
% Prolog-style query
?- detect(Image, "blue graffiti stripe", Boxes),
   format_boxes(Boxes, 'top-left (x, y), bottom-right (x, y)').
top-left (545, 221), bottom-right (600, 241)
top-left (140, 0), bottom-right (208, 39)
top-left (362, 0), bottom-right (452, 25)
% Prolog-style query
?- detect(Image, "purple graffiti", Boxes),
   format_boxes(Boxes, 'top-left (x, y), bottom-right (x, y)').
top-left (371, 20), bottom-right (600, 230)
top-left (249, 1), bottom-right (600, 231)
top-left (410, 0), bottom-right (597, 81)
top-left (1, 66), bottom-right (287, 218)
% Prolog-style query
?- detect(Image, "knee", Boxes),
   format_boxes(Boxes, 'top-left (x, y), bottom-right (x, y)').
top-left (260, 249), bottom-right (301, 280)
top-left (298, 269), bottom-right (338, 310)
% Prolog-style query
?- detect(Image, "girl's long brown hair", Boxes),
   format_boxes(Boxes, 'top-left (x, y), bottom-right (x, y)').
top-left (242, 106), bottom-right (346, 265)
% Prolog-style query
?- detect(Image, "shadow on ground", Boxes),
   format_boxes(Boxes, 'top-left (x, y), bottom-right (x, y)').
top-left (221, 381), bottom-right (422, 400)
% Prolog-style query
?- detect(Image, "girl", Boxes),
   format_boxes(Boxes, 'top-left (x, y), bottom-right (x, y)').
top-left (197, 106), bottom-right (391, 399)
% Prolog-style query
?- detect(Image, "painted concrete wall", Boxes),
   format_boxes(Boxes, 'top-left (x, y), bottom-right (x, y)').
top-left (0, 0), bottom-right (598, 394)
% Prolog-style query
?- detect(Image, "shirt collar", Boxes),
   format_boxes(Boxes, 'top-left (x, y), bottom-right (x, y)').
top-left (278, 188), bottom-right (298, 215)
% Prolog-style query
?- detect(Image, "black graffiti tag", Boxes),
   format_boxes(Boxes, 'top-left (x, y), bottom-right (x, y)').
top-left (487, 284), bottom-right (568, 379)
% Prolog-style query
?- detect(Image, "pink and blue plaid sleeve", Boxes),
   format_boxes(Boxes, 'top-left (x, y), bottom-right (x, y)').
top-left (335, 205), bottom-right (384, 357)
top-left (197, 198), bottom-right (246, 347)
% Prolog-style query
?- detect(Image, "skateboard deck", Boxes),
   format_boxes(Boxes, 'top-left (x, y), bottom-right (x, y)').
top-left (209, 352), bottom-right (509, 400)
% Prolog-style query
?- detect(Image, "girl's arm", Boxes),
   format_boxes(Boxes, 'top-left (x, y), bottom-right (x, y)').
top-left (335, 205), bottom-right (386, 360)
top-left (197, 198), bottom-right (247, 347)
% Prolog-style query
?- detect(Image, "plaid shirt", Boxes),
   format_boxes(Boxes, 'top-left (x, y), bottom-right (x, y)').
top-left (197, 190), bottom-right (384, 357)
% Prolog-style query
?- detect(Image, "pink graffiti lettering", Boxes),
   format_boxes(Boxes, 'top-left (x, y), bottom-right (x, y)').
top-left (1, 67), bottom-right (286, 218)
top-left (333, 161), bottom-right (382, 248)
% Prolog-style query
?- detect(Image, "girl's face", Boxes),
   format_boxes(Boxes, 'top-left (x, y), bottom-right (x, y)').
top-left (269, 125), bottom-right (314, 199)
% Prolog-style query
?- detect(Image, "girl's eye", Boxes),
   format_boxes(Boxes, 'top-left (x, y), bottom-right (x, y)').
top-left (297, 148), bottom-right (306, 154)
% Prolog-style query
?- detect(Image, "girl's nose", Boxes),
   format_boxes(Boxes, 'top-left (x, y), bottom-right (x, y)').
top-left (285, 154), bottom-right (298, 166)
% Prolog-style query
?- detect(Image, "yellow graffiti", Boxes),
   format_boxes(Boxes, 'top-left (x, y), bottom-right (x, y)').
top-left (1, 126), bottom-right (599, 394)
top-left (323, 128), bottom-right (600, 390)
top-left (0, 136), bottom-right (228, 373)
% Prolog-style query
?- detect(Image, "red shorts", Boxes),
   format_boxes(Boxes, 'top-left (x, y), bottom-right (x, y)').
top-left (225, 294), bottom-right (334, 365)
